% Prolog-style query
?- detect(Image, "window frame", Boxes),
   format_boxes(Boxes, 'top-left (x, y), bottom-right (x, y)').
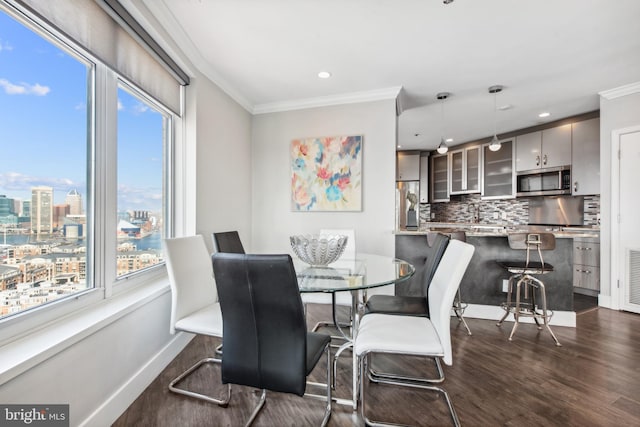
top-left (0, 1), bottom-right (180, 343)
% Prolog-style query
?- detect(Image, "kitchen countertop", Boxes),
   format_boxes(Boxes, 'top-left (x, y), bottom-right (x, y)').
top-left (395, 222), bottom-right (600, 239)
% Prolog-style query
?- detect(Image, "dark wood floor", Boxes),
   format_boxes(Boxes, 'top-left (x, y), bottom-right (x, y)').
top-left (114, 304), bottom-right (640, 426)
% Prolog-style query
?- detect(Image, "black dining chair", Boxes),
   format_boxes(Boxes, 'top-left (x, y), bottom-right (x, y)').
top-left (365, 232), bottom-right (450, 317)
top-left (212, 230), bottom-right (245, 254)
top-left (211, 253), bottom-right (332, 426)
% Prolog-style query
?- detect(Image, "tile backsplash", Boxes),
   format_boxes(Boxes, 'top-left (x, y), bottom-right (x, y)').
top-left (420, 194), bottom-right (600, 226)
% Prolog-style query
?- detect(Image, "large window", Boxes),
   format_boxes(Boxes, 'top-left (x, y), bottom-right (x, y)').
top-left (0, 3), bottom-right (178, 323)
top-left (116, 85), bottom-right (168, 278)
top-left (0, 9), bottom-right (91, 318)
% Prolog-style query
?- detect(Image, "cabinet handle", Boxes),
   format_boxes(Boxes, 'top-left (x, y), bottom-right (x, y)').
top-left (574, 181), bottom-right (578, 192)
top-left (576, 269), bottom-right (592, 274)
top-left (543, 154), bottom-right (548, 165)
top-left (536, 155), bottom-right (540, 166)
top-left (576, 246), bottom-right (592, 250)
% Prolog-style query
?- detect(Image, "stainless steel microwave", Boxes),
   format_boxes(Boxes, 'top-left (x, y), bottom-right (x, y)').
top-left (516, 166), bottom-right (571, 197)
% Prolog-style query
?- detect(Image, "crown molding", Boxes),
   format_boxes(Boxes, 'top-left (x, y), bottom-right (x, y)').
top-left (134, 1), bottom-right (401, 115)
top-left (599, 81), bottom-right (640, 100)
top-left (252, 86), bottom-right (403, 115)
top-left (139, 0), bottom-right (254, 112)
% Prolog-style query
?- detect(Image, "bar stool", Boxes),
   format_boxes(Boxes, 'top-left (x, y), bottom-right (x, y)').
top-left (496, 233), bottom-right (561, 346)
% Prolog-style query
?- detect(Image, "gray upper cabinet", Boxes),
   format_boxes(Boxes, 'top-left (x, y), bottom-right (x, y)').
top-left (396, 152), bottom-right (420, 181)
top-left (572, 118), bottom-right (600, 195)
top-left (516, 124), bottom-right (572, 171)
top-left (449, 146), bottom-right (481, 195)
top-left (482, 139), bottom-right (515, 199)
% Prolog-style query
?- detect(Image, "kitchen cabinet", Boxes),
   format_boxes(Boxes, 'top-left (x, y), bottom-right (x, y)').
top-left (516, 124), bottom-right (572, 172)
top-left (396, 152), bottom-right (420, 181)
top-left (572, 118), bottom-right (600, 195)
top-left (573, 237), bottom-right (600, 295)
top-left (431, 153), bottom-right (449, 202)
top-left (419, 153), bottom-right (429, 203)
top-left (449, 146), bottom-right (481, 194)
top-left (482, 139), bottom-right (515, 199)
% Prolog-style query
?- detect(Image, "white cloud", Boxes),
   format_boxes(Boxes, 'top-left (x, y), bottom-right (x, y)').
top-left (0, 40), bottom-right (13, 52)
top-left (132, 102), bottom-right (149, 114)
top-left (0, 172), bottom-right (80, 193)
top-left (117, 99), bottom-right (124, 110)
top-left (117, 183), bottom-right (162, 211)
top-left (0, 78), bottom-right (50, 96)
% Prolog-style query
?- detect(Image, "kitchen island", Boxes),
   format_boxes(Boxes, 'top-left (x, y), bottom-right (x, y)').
top-left (395, 224), bottom-right (600, 327)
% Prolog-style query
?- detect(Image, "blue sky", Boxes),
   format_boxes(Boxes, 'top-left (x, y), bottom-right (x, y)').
top-left (0, 9), bottom-right (164, 213)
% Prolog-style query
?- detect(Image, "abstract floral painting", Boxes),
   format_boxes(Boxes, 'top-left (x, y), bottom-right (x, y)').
top-left (291, 135), bottom-right (362, 211)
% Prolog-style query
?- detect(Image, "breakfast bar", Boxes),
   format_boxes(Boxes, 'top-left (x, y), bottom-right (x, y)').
top-left (395, 224), bottom-right (600, 326)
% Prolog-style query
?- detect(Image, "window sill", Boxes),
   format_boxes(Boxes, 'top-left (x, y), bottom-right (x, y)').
top-left (0, 277), bottom-right (170, 386)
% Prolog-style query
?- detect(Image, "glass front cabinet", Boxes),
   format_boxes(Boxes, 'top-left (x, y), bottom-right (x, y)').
top-left (449, 146), bottom-right (481, 195)
top-left (431, 153), bottom-right (449, 202)
top-left (481, 138), bottom-right (516, 199)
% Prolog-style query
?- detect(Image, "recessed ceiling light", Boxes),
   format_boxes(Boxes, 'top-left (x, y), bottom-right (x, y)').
top-left (397, 144), bottom-right (402, 148)
top-left (498, 104), bottom-right (512, 111)
top-left (318, 71), bottom-right (332, 79)
top-left (538, 112), bottom-right (551, 118)
top-left (445, 138), bottom-right (453, 143)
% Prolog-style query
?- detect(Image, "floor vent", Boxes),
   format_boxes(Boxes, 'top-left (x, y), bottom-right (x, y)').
top-left (628, 249), bottom-right (640, 305)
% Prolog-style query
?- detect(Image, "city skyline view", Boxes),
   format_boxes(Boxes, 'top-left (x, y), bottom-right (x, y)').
top-left (0, 10), bottom-right (164, 213)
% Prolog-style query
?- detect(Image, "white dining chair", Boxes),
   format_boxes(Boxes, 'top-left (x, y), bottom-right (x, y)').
top-left (164, 235), bottom-right (231, 405)
top-left (355, 239), bottom-right (475, 426)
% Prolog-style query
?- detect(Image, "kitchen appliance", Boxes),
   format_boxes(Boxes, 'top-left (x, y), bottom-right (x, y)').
top-left (516, 166), bottom-right (571, 197)
top-left (528, 196), bottom-right (584, 226)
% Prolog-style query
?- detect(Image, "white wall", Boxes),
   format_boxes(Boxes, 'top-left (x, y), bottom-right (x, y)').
top-left (193, 72), bottom-right (253, 251)
top-left (250, 100), bottom-right (397, 256)
top-left (599, 88), bottom-right (640, 305)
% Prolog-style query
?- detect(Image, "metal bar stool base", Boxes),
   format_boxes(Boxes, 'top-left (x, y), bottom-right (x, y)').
top-left (496, 274), bottom-right (561, 346)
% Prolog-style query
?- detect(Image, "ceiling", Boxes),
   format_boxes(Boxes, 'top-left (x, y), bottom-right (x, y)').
top-left (133, 0), bottom-right (640, 151)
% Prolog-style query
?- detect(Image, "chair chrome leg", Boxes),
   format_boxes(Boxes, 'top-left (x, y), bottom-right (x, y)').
top-left (323, 344), bottom-right (332, 427)
top-left (169, 357), bottom-right (231, 406)
top-left (360, 351), bottom-right (460, 427)
top-left (368, 355), bottom-right (445, 384)
top-left (244, 389), bottom-right (266, 427)
top-left (331, 340), bottom-right (353, 389)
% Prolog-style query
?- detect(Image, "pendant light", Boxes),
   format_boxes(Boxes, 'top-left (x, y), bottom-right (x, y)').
top-left (436, 92), bottom-right (450, 154)
top-left (488, 85), bottom-right (503, 152)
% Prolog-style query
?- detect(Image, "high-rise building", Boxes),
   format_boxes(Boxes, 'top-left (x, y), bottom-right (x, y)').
top-left (22, 200), bottom-right (31, 218)
top-left (0, 194), bottom-right (14, 217)
top-left (31, 186), bottom-right (53, 234)
top-left (53, 204), bottom-right (70, 229)
top-left (65, 189), bottom-right (83, 215)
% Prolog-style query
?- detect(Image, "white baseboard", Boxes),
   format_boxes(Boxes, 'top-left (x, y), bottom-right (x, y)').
top-left (598, 294), bottom-right (613, 309)
top-left (79, 333), bottom-right (194, 427)
top-left (460, 304), bottom-right (576, 328)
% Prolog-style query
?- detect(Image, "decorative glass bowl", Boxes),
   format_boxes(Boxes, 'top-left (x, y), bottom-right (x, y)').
top-left (290, 234), bottom-right (348, 266)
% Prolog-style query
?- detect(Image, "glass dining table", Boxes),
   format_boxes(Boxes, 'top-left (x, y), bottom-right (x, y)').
top-left (292, 253), bottom-right (415, 409)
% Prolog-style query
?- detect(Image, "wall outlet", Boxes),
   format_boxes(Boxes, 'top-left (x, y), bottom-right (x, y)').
top-left (501, 212), bottom-right (508, 220)
top-left (502, 279), bottom-right (509, 293)
top-left (493, 212), bottom-right (499, 219)
top-left (430, 212), bottom-right (435, 219)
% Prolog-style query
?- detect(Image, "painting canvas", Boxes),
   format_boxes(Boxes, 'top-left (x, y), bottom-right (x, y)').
top-left (291, 135), bottom-right (362, 211)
